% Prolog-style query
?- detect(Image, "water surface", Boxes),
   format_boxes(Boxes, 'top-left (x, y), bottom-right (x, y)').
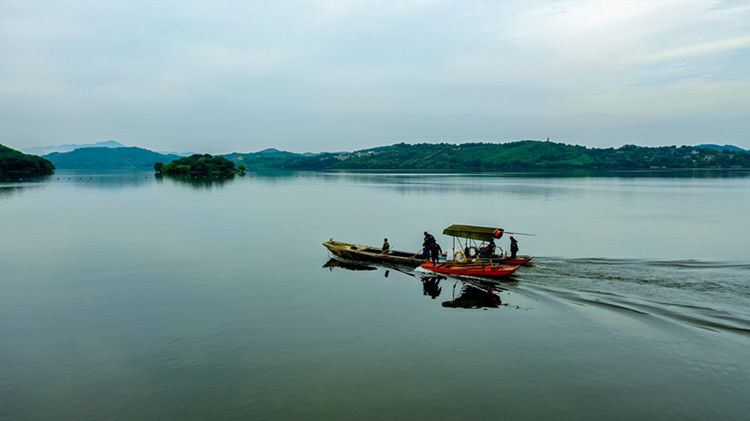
top-left (1, 170), bottom-right (749, 420)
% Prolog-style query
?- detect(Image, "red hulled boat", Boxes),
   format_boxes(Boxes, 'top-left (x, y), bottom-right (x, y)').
top-left (420, 262), bottom-right (519, 279)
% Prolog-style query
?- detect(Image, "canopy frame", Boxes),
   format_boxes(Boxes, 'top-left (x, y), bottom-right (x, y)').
top-left (442, 224), bottom-right (505, 242)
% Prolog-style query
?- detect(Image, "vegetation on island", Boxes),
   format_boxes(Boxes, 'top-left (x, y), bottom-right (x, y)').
top-left (156, 154), bottom-right (236, 175)
top-left (0, 144), bottom-right (55, 174)
top-left (279, 141), bottom-right (750, 171)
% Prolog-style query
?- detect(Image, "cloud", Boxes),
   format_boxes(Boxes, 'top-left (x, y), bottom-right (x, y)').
top-left (1, 0), bottom-right (749, 151)
top-left (635, 36), bottom-right (750, 64)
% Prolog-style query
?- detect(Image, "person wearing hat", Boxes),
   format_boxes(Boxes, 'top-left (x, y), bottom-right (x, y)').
top-left (510, 236), bottom-right (519, 259)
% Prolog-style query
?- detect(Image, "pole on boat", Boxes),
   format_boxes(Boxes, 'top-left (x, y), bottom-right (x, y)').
top-left (504, 231), bottom-right (535, 236)
top-left (412, 247), bottom-right (425, 259)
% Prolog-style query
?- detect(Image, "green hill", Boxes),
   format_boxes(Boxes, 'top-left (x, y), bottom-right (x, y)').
top-left (222, 148), bottom-right (305, 169)
top-left (696, 144), bottom-right (746, 152)
top-left (29, 141), bottom-right (750, 172)
top-left (0, 144), bottom-right (55, 174)
top-left (44, 147), bottom-right (181, 169)
top-left (280, 141), bottom-right (750, 170)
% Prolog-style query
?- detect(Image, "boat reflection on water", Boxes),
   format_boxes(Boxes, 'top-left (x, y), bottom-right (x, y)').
top-left (322, 258), bottom-right (377, 271)
top-left (323, 257), bottom-right (515, 309)
top-left (442, 281), bottom-right (503, 309)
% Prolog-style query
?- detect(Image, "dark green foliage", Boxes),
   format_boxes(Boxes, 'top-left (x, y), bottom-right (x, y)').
top-left (696, 144), bottom-right (746, 152)
top-left (161, 154), bottom-right (236, 174)
top-left (222, 148), bottom-right (302, 170)
top-left (0, 144), bottom-right (55, 174)
top-left (44, 147), bottom-right (181, 169)
top-left (280, 141), bottom-right (750, 170)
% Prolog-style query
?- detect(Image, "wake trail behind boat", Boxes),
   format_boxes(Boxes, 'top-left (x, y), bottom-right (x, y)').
top-left (515, 257), bottom-right (750, 336)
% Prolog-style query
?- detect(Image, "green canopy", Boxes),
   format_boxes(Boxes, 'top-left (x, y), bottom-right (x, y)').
top-left (442, 224), bottom-right (504, 241)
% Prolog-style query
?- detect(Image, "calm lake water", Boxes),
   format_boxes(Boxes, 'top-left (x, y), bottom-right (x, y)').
top-left (1, 169), bottom-right (749, 420)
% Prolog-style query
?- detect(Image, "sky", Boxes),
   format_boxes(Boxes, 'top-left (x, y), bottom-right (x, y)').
top-left (1, 0), bottom-right (749, 154)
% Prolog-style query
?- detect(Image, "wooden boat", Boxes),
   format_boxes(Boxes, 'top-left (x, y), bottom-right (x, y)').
top-left (323, 240), bottom-right (425, 267)
top-left (442, 224), bottom-right (533, 265)
top-left (421, 261), bottom-right (519, 279)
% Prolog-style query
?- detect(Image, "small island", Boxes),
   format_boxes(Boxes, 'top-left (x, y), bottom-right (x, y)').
top-left (155, 154), bottom-right (238, 175)
top-left (0, 144), bottom-right (55, 175)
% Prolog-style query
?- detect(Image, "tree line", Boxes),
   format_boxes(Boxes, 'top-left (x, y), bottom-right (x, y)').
top-left (277, 141), bottom-right (750, 170)
top-left (0, 144), bottom-right (55, 175)
top-left (155, 154), bottom-right (238, 175)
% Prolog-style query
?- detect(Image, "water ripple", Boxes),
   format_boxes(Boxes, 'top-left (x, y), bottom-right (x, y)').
top-left (518, 257), bottom-right (750, 336)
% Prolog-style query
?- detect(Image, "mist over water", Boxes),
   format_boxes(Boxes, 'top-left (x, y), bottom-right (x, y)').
top-left (1, 170), bottom-right (749, 420)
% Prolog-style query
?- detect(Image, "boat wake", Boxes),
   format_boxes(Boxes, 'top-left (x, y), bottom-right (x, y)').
top-left (516, 257), bottom-right (750, 336)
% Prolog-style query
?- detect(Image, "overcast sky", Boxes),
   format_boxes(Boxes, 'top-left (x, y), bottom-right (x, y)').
top-left (2, 0), bottom-right (749, 154)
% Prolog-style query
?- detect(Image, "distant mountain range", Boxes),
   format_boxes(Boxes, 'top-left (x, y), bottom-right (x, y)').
top-left (277, 142), bottom-right (750, 170)
top-left (21, 140), bottom-right (127, 156)
top-left (695, 144), bottom-right (746, 152)
top-left (12, 140), bottom-right (750, 171)
top-left (44, 147), bottom-right (182, 169)
top-left (40, 146), bottom-right (306, 170)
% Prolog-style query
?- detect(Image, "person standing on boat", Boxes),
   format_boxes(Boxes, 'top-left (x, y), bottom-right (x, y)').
top-left (382, 238), bottom-right (390, 252)
top-left (510, 236), bottom-right (518, 259)
top-left (422, 232), bottom-right (435, 259)
top-left (428, 241), bottom-right (442, 264)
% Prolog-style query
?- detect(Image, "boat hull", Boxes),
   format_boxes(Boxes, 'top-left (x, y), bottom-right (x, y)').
top-left (421, 262), bottom-right (519, 279)
top-left (323, 240), bottom-right (425, 267)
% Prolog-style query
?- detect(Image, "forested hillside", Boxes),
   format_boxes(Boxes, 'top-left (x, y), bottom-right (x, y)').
top-left (44, 147), bottom-right (180, 169)
top-left (0, 144), bottom-right (55, 174)
top-left (24, 141), bottom-right (750, 172)
top-left (280, 141), bottom-right (750, 170)
top-left (222, 148), bottom-right (300, 169)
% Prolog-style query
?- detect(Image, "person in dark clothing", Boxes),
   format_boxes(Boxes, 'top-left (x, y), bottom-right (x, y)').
top-left (422, 231), bottom-right (435, 259)
top-left (510, 236), bottom-right (518, 259)
top-left (429, 241), bottom-right (442, 264)
top-left (382, 238), bottom-right (390, 251)
top-left (480, 238), bottom-right (496, 258)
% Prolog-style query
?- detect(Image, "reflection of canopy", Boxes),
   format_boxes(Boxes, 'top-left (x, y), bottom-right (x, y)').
top-left (442, 284), bottom-right (501, 309)
top-left (442, 224), bottom-right (503, 241)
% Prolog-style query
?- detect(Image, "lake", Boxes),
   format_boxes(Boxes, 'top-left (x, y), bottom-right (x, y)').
top-left (1, 169), bottom-right (749, 420)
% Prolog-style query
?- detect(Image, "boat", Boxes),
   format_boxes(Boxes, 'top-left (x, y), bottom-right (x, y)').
top-left (441, 224), bottom-right (533, 265)
top-left (421, 261), bottom-right (520, 279)
top-left (418, 224), bottom-right (534, 279)
top-left (323, 240), bottom-right (425, 267)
